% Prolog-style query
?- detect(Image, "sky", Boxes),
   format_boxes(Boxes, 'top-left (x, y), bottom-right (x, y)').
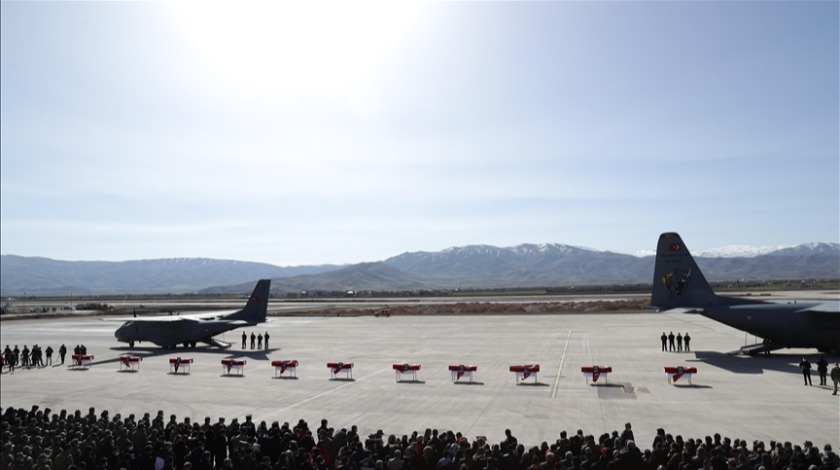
top-left (1, 1), bottom-right (838, 266)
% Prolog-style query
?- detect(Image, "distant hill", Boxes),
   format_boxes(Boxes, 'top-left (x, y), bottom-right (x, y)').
top-left (383, 244), bottom-right (652, 288)
top-left (0, 255), bottom-right (340, 296)
top-left (376, 242), bottom-right (838, 292)
top-left (204, 262), bottom-right (432, 295)
top-left (1, 241), bottom-right (838, 296)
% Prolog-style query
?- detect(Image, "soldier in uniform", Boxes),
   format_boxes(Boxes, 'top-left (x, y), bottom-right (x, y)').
top-left (21, 345), bottom-right (30, 368)
top-left (3, 346), bottom-right (14, 372)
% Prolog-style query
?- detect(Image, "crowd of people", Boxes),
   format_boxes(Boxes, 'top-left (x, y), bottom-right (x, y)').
top-left (2, 345), bottom-right (81, 372)
top-left (1, 405), bottom-right (838, 470)
top-left (2, 333), bottom-right (279, 371)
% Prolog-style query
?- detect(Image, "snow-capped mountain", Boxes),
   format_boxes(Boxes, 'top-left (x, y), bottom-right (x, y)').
top-left (694, 242), bottom-right (840, 258)
top-left (2, 241), bottom-right (837, 295)
top-left (695, 245), bottom-right (793, 258)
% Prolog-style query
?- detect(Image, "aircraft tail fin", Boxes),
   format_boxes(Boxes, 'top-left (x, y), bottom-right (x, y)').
top-left (229, 279), bottom-right (271, 323)
top-left (650, 233), bottom-right (720, 309)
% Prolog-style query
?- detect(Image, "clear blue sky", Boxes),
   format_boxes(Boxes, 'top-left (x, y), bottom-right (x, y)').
top-left (2, 1), bottom-right (838, 266)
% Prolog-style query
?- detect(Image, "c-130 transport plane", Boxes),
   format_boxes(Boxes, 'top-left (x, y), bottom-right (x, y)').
top-left (651, 233), bottom-right (840, 354)
top-left (114, 279), bottom-right (270, 348)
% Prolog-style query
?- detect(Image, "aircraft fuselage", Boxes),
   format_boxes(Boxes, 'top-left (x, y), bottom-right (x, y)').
top-left (114, 319), bottom-right (251, 347)
top-left (701, 301), bottom-right (840, 352)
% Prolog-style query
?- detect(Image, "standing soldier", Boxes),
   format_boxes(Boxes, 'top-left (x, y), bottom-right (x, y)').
top-left (257, 333), bottom-right (263, 349)
top-left (59, 344), bottom-right (67, 364)
top-left (676, 333), bottom-right (683, 352)
top-left (817, 356), bottom-right (829, 386)
top-left (799, 357), bottom-right (813, 386)
top-left (668, 332), bottom-right (675, 351)
top-left (831, 363), bottom-right (840, 395)
top-left (264, 332), bottom-right (270, 349)
top-left (45, 345), bottom-right (54, 366)
top-left (241, 332), bottom-right (247, 349)
top-left (3, 346), bottom-right (14, 372)
top-left (683, 333), bottom-right (691, 352)
top-left (660, 332), bottom-right (667, 352)
top-left (250, 332), bottom-right (256, 350)
top-left (32, 345), bottom-right (43, 367)
top-left (21, 345), bottom-right (30, 368)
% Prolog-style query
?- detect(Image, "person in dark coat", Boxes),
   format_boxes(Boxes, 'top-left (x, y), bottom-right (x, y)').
top-left (799, 357), bottom-right (812, 386)
top-left (816, 356), bottom-right (828, 386)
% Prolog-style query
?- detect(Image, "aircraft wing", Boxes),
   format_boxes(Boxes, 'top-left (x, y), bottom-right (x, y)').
top-left (101, 316), bottom-right (188, 322)
top-left (100, 310), bottom-right (238, 322)
top-left (795, 301), bottom-right (840, 314)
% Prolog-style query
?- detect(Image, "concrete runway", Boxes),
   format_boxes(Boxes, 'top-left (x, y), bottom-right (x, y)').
top-left (1, 309), bottom-right (838, 449)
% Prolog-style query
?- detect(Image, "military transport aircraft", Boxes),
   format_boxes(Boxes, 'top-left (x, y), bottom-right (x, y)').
top-left (113, 279), bottom-right (270, 348)
top-left (651, 232), bottom-right (840, 354)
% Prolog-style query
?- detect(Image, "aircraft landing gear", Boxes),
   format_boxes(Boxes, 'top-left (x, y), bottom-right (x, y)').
top-left (129, 341), bottom-right (134, 348)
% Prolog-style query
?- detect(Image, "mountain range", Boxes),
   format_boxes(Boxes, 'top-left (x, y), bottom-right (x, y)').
top-left (1, 242), bottom-right (838, 296)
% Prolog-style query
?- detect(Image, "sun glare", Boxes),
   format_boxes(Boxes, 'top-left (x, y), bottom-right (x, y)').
top-left (165, 1), bottom-right (427, 114)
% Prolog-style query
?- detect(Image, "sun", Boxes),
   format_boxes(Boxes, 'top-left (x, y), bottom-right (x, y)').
top-left (164, 1), bottom-right (428, 110)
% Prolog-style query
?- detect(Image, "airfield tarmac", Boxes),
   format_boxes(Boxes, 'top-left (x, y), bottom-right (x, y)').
top-left (1, 304), bottom-right (839, 448)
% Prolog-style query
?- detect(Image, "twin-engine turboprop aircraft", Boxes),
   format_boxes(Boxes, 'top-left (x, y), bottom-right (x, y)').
top-left (651, 232), bottom-right (839, 354)
top-left (113, 279), bottom-right (270, 349)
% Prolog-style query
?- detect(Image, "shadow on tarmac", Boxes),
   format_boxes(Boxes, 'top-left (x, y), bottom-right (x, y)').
top-left (517, 382), bottom-right (550, 387)
top-left (91, 346), bottom-right (281, 367)
top-left (690, 350), bottom-right (838, 376)
top-left (670, 383), bottom-right (713, 389)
